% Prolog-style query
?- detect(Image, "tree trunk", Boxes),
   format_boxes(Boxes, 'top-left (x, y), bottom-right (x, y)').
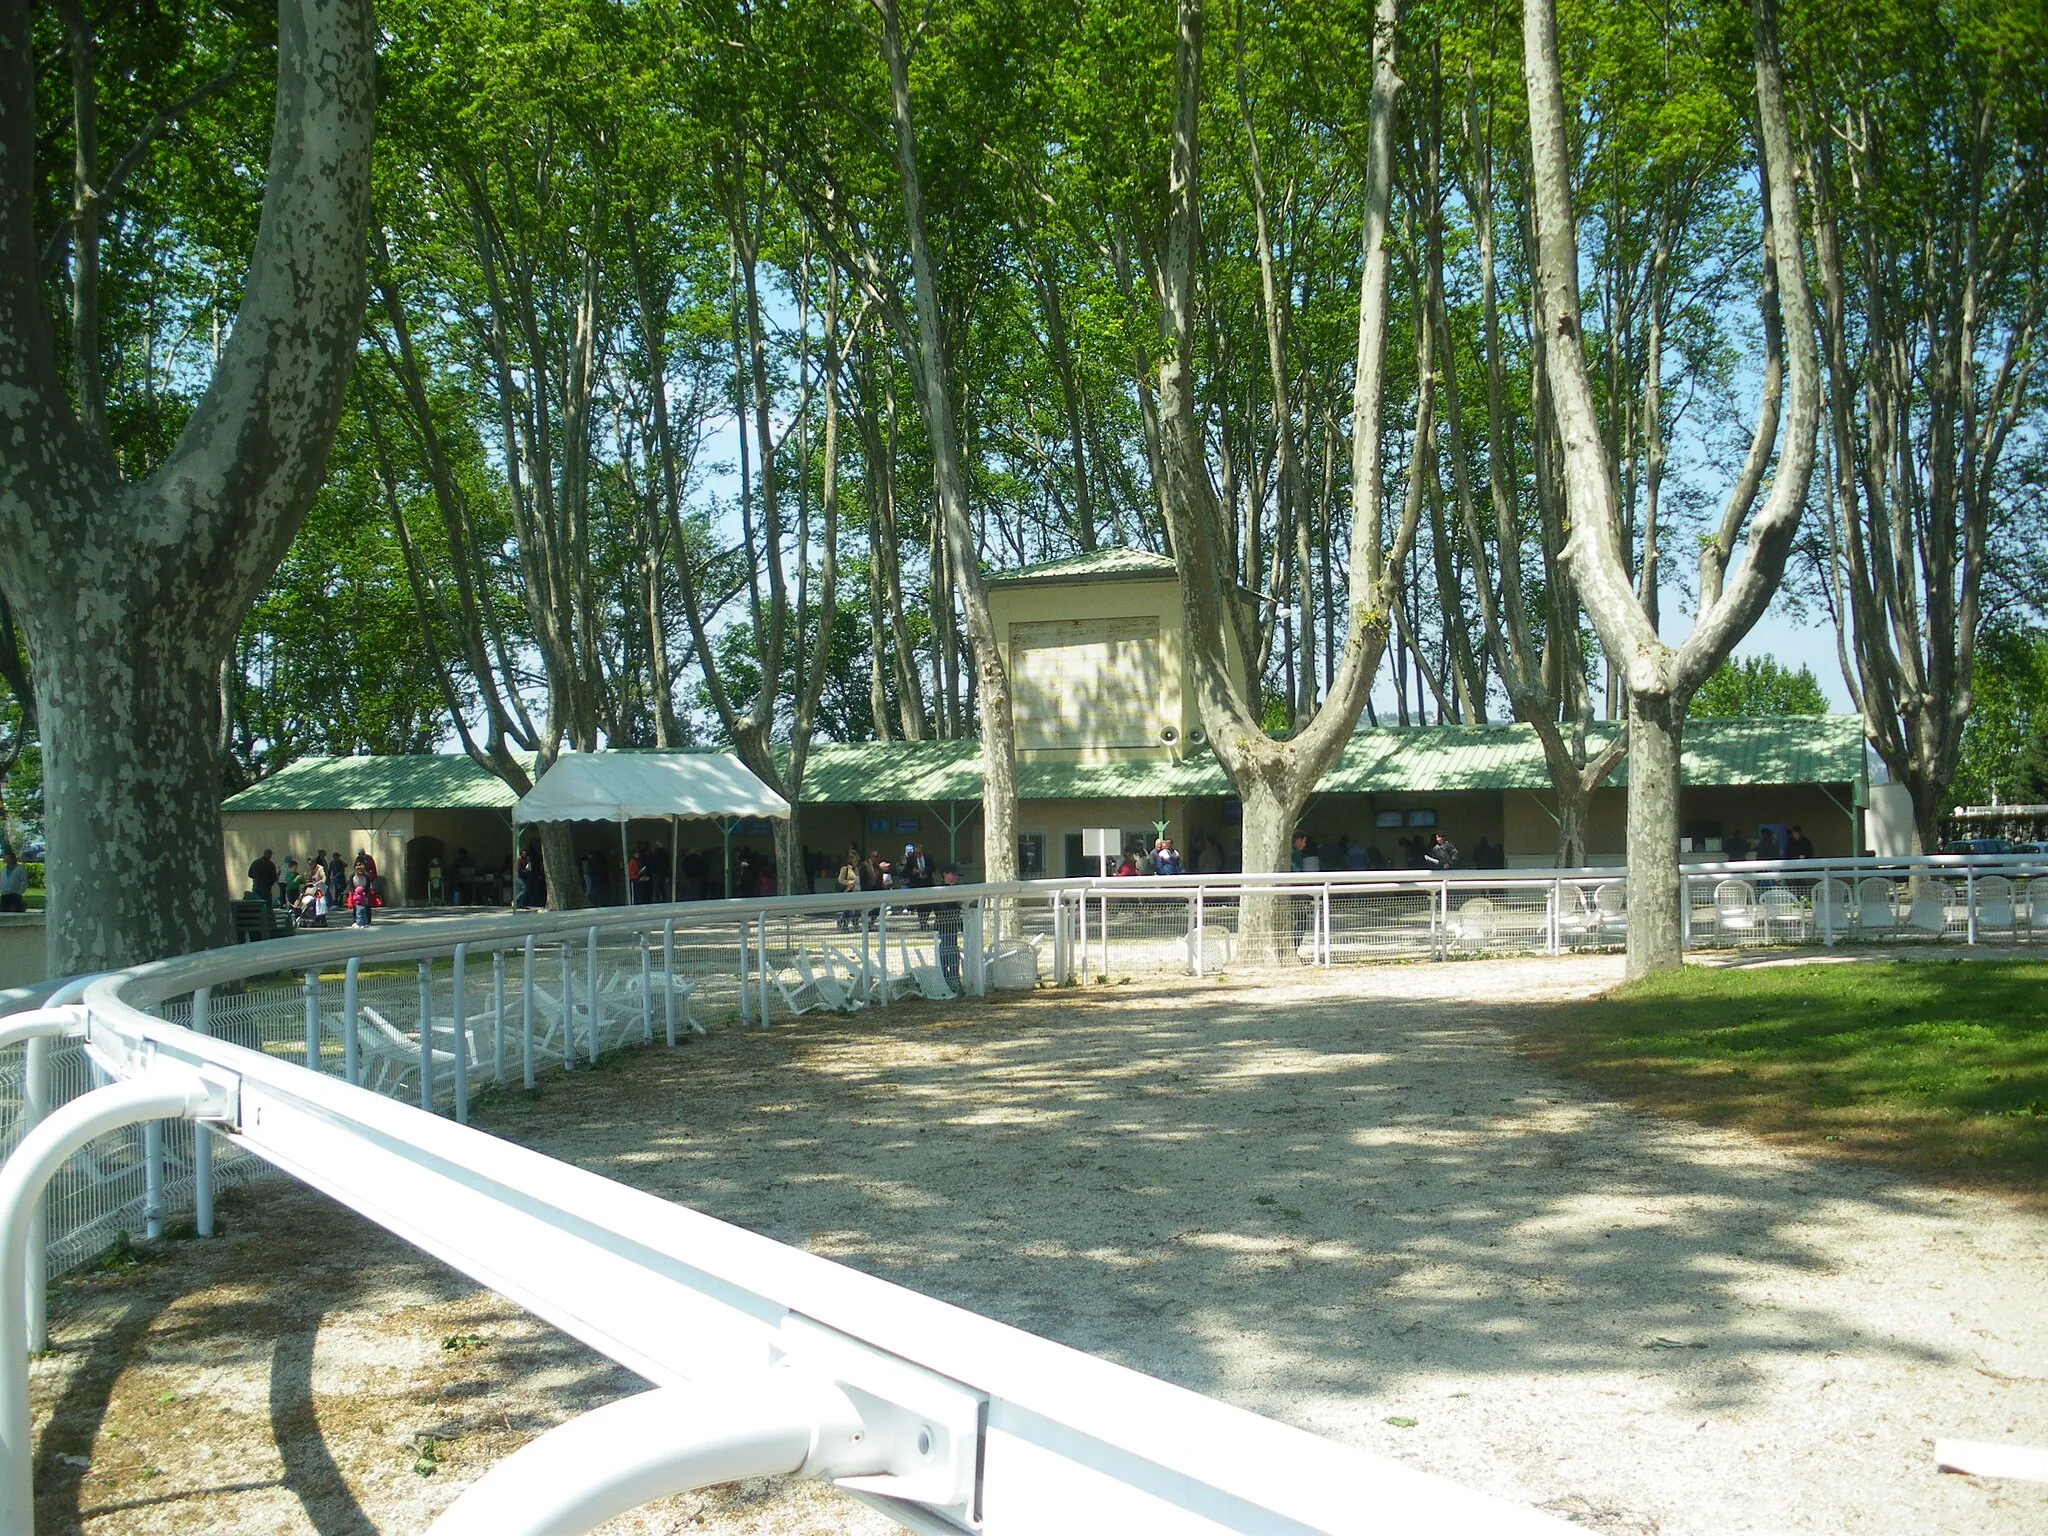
top-left (41, 602), bottom-right (230, 967)
top-left (876, 0), bottom-right (1018, 885)
top-left (1523, 0), bottom-right (1820, 974)
top-left (1555, 783), bottom-right (1591, 868)
top-left (1624, 693), bottom-right (1683, 978)
top-left (0, 0), bottom-right (376, 974)
top-left (540, 822), bottom-right (582, 912)
top-left (1235, 774), bottom-right (1307, 964)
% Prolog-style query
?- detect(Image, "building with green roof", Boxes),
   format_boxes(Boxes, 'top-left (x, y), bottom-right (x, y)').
top-left (219, 552), bottom-right (1870, 898)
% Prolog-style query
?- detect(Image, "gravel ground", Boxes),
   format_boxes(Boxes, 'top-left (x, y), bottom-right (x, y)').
top-left (26, 953), bottom-right (2048, 1535)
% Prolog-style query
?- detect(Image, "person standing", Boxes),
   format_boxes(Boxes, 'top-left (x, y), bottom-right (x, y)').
top-left (1423, 832), bottom-right (1459, 872)
top-left (347, 870), bottom-right (378, 927)
top-left (836, 849), bottom-right (861, 931)
top-left (248, 848), bottom-right (278, 905)
top-left (0, 851), bottom-right (26, 913)
top-left (1152, 837), bottom-right (1184, 875)
top-left (902, 841), bottom-right (934, 926)
top-left (1786, 824), bottom-right (1814, 861)
top-left (933, 865), bottom-right (966, 991)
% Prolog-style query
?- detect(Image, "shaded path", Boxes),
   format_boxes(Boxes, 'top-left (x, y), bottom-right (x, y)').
top-left (29, 954), bottom-right (2048, 1534)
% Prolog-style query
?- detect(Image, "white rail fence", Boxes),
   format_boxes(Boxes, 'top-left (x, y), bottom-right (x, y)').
top-left (1, 853), bottom-right (2040, 1532)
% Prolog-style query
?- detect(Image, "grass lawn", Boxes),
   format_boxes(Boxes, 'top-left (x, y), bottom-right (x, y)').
top-left (1518, 957), bottom-right (2048, 1193)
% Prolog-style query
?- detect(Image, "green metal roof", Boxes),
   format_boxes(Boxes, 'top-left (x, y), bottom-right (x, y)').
top-left (798, 741), bottom-right (985, 803)
top-left (985, 547), bottom-right (1178, 587)
top-left (222, 753), bottom-right (528, 813)
top-left (220, 718), bottom-right (1863, 814)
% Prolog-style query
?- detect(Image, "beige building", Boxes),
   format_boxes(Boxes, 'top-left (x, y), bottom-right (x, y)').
top-left (220, 550), bottom-right (1872, 896)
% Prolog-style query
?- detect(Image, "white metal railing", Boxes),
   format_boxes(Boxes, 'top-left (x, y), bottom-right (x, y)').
top-left (0, 883), bottom-right (1580, 1536)
top-left (2, 852), bottom-right (2041, 1532)
top-left (4, 852), bottom-right (2042, 1276)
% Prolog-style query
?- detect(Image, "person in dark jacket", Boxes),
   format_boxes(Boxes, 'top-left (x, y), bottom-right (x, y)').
top-left (248, 849), bottom-right (278, 905)
top-left (933, 866), bottom-right (966, 990)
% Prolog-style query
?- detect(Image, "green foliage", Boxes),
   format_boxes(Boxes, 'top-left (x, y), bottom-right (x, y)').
top-left (226, 403), bottom-right (459, 783)
top-left (1691, 655), bottom-right (1829, 718)
top-left (1950, 630), bottom-right (2048, 810)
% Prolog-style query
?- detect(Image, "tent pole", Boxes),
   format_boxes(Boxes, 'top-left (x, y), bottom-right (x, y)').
top-left (620, 819), bottom-right (632, 905)
top-left (669, 816), bottom-right (678, 905)
top-left (723, 819), bottom-right (734, 899)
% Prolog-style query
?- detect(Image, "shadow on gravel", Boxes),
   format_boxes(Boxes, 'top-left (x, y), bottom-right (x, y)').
top-left (473, 978), bottom-right (1963, 1424)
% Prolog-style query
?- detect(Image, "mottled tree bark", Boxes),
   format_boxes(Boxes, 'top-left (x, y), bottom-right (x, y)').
top-left (876, 0), bottom-right (1018, 884)
top-left (0, 0), bottom-right (375, 973)
top-left (1154, 0), bottom-right (1414, 961)
top-left (1524, 0), bottom-right (1819, 975)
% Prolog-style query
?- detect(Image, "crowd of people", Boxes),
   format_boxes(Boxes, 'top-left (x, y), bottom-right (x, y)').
top-left (245, 847), bottom-right (384, 928)
top-left (832, 842), bottom-right (967, 987)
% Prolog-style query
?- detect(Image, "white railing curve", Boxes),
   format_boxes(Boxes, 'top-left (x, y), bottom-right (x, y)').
top-left (3, 851), bottom-right (2042, 1534)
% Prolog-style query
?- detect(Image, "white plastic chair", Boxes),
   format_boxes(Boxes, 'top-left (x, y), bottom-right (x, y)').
top-left (1714, 879), bottom-right (1763, 942)
top-left (357, 1005), bottom-right (460, 1100)
top-left (1173, 926), bottom-right (1236, 972)
top-left (624, 967), bottom-right (704, 1035)
top-left (895, 934), bottom-right (957, 1000)
top-left (1451, 896), bottom-right (1496, 950)
top-left (1855, 878), bottom-right (1899, 937)
top-left (797, 950), bottom-right (863, 1012)
top-left (1906, 880), bottom-right (1952, 938)
top-left (1592, 882), bottom-right (1627, 942)
top-left (1813, 878), bottom-right (1854, 938)
top-left (1759, 887), bottom-right (1809, 943)
top-left (1975, 875), bottom-right (2018, 939)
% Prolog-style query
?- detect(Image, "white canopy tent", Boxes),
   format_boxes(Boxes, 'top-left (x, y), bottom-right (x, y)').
top-left (513, 752), bottom-right (790, 901)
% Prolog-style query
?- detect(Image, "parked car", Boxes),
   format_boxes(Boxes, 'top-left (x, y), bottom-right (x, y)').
top-left (16, 841), bottom-right (41, 861)
top-left (1944, 837), bottom-right (2015, 855)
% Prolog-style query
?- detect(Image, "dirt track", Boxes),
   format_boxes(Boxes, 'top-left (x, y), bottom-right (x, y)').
top-left (27, 954), bottom-right (2048, 1534)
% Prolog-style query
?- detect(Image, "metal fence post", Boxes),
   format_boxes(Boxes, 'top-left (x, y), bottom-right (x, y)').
top-left (1680, 875), bottom-right (1691, 950)
top-left (452, 943), bottom-right (471, 1124)
top-left (142, 1120), bottom-right (165, 1240)
top-left (23, 1028), bottom-right (49, 1350)
top-left (1077, 888), bottom-right (1089, 985)
top-left (342, 957), bottom-right (361, 1087)
top-left (303, 969), bottom-right (321, 1071)
top-left (878, 903), bottom-right (890, 1008)
top-left (1967, 866), bottom-right (1978, 945)
top-left (1321, 884), bottom-right (1332, 968)
top-left (1194, 888), bottom-right (1205, 978)
top-left (639, 931), bottom-right (654, 1044)
top-left (522, 934), bottom-right (537, 1090)
top-left (586, 926), bottom-right (601, 1064)
top-left (663, 919), bottom-right (677, 1048)
top-left (757, 913), bottom-right (771, 1028)
top-left (966, 899), bottom-right (985, 997)
top-left (492, 949), bottom-right (507, 1085)
top-left (745, 921), bottom-right (761, 1028)
top-left (191, 986), bottom-right (215, 1238)
top-left (560, 943), bottom-right (575, 1071)
top-left (417, 959), bottom-right (435, 1111)
top-left (1820, 872), bottom-right (1834, 947)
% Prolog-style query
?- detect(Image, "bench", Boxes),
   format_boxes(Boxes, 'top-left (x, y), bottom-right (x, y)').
top-left (230, 897), bottom-right (295, 943)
